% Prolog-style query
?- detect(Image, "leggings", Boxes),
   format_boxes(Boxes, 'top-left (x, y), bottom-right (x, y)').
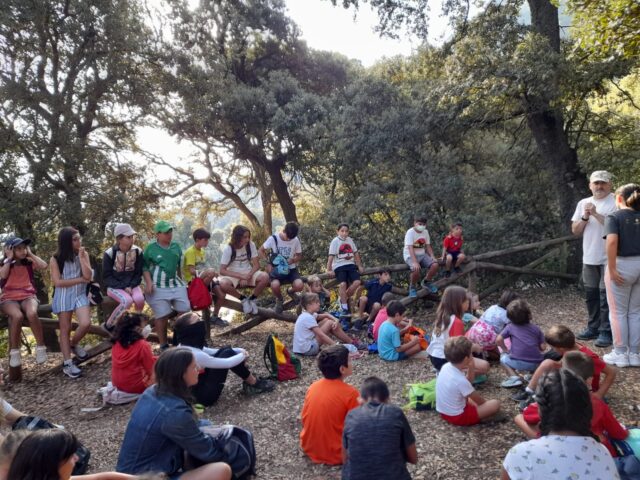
top-left (606, 256), bottom-right (640, 354)
top-left (191, 347), bottom-right (251, 406)
top-left (106, 287), bottom-right (145, 326)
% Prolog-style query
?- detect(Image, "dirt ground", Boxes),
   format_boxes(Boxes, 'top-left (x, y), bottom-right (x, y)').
top-left (3, 286), bottom-right (639, 480)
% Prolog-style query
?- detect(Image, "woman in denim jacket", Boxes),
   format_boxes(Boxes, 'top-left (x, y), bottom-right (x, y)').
top-left (116, 348), bottom-right (231, 480)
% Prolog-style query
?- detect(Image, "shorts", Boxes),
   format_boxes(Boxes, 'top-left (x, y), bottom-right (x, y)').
top-left (440, 402), bottom-right (480, 426)
top-left (269, 268), bottom-right (302, 285)
top-left (146, 286), bottom-right (190, 318)
top-left (334, 264), bottom-right (360, 285)
top-left (429, 355), bottom-right (448, 371)
top-left (295, 340), bottom-right (319, 356)
top-left (0, 295), bottom-right (38, 307)
top-left (404, 254), bottom-right (436, 270)
top-left (219, 271), bottom-right (264, 289)
top-left (364, 299), bottom-right (381, 313)
top-left (500, 354), bottom-right (540, 372)
top-left (446, 250), bottom-right (461, 263)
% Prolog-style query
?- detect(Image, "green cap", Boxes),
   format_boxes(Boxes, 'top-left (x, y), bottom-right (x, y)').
top-left (154, 220), bottom-right (173, 233)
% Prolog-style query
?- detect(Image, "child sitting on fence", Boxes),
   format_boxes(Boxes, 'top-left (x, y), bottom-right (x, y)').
top-left (404, 215), bottom-right (439, 297)
top-left (111, 312), bottom-right (156, 397)
top-left (50, 227), bottom-right (93, 379)
top-left (183, 228), bottom-right (227, 327)
top-left (441, 221), bottom-right (466, 277)
top-left (377, 301), bottom-right (422, 361)
top-left (102, 223), bottom-right (144, 332)
top-left (1, 238), bottom-right (49, 369)
top-left (293, 293), bottom-right (364, 356)
top-left (426, 286), bottom-right (490, 375)
top-left (511, 324), bottom-right (616, 406)
top-left (326, 223), bottom-right (364, 321)
top-left (436, 337), bottom-right (500, 426)
top-left (514, 351), bottom-right (628, 457)
top-left (300, 345), bottom-right (359, 465)
top-left (342, 377), bottom-right (417, 479)
top-left (354, 269), bottom-right (393, 331)
top-left (497, 299), bottom-right (546, 388)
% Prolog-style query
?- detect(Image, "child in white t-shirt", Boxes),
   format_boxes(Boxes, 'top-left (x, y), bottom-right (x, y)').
top-left (436, 336), bottom-right (501, 426)
top-left (403, 215), bottom-right (439, 297)
top-left (293, 293), bottom-right (364, 356)
top-left (326, 224), bottom-right (364, 320)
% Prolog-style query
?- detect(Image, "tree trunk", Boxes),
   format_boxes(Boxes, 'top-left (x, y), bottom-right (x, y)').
top-left (266, 162), bottom-right (298, 223)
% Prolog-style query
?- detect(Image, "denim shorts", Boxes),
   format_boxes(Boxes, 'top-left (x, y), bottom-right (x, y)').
top-left (500, 354), bottom-right (540, 372)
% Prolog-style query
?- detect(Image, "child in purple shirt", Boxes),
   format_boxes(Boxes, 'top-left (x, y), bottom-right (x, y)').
top-left (496, 299), bottom-right (546, 388)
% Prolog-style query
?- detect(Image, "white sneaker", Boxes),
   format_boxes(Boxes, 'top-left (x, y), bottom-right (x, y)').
top-left (629, 353), bottom-right (640, 367)
top-left (603, 351), bottom-right (630, 367)
top-left (241, 297), bottom-right (252, 314)
top-left (250, 298), bottom-right (259, 315)
top-left (35, 346), bottom-right (47, 364)
top-left (9, 349), bottom-right (21, 368)
top-left (63, 361), bottom-right (81, 378)
top-left (72, 344), bottom-right (88, 360)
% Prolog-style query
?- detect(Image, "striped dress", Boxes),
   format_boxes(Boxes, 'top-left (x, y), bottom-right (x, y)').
top-left (52, 256), bottom-right (90, 314)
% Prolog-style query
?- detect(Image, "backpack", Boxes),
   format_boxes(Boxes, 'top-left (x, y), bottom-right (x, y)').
top-left (188, 277), bottom-right (212, 311)
top-left (191, 425), bottom-right (257, 479)
top-left (268, 235), bottom-right (289, 277)
top-left (230, 244), bottom-right (252, 263)
top-left (402, 326), bottom-right (429, 350)
top-left (263, 333), bottom-right (301, 381)
top-left (403, 379), bottom-right (437, 411)
top-left (86, 281), bottom-right (103, 305)
top-left (12, 416), bottom-right (91, 475)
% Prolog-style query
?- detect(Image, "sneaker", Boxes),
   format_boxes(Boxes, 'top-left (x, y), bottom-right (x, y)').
top-left (454, 266), bottom-right (462, 274)
top-left (63, 361), bottom-right (81, 379)
top-left (241, 297), bottom-right (252, 314)
top-left (518, 397), bottom-right (536, 411)
top-left (352, 339), bottom-right (368, 351)
top-left (629, 353), bottom-right (640, 367)
top-left (211, 316), bottom-right (229, 327)
top-left (9, 349), bottom-right (21, 368)
top-left (510, 389), bottom-right (532, 402)
top-left (35, 346), bottom-right (47, 365)
top-left (408, 287), bottom-right (417, 298)
top-left (500, 376), bottom-right (523, 388)
top-left (71, 344), bottom-right (88, 361)
top-left (425, 282), bottom-right (438, 294)
top-left (576, 328), bottom-right (599, 341)
top-left (274, 298), bottom-right (284, 314)
top-left (250, 298), bottom-right (259, 315)
top-left (242, 377), bottom-right (276, 396)
top-left (603, 351), bottom-right (630, 367)
top-left (101, 322), bottom-right (115, 334)
top-left (594, 332), bottom-right (613, 348)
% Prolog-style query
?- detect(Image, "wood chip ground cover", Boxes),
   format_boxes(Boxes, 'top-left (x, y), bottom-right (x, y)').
top-left (3, 286), bottom-right (638, 479)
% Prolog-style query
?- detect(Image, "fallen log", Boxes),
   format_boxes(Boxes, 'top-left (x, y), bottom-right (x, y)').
top-left (474, 262), bottom-right (578, 280)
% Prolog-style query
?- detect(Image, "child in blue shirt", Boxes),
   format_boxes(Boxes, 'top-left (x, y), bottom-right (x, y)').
top-left (354, 269), bottom-right (393, 331)
top-left (378, 301), bottom-right (422, 361)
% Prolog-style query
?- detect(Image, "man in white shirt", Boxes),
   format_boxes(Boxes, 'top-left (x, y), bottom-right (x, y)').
top-left (571, 170), bottom-right (617, 347)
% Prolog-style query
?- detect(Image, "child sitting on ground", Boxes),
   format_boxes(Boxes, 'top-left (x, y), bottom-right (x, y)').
top-left (514, 351), bottom-right (628, 456)
top-left (307, 275), bottom-right (331, 312)
top-left (300, 345), bottom-right (359, 465)
top-left (293, 293), bottom-right (364, 356)
top-left (511, 324), bottom-right (616, 405)
top-left (371, 292), bottom-right (397, 341)
top-left (436, 337), bottom-right (501, 426)
top-left (354, 269), bottom-right (393, 330)
top-left (342, 377), bottom-right (417, 479)
top-left (377, 301), bottom-right (421, 361)
top-left (441, 221), bottom-right (466, 277)
top-left (497, 299), bottom-right (546, 388)
top-left (480, 289), bottom-right (520, 334)
top-left (426, 286), bottom-right (490, 375)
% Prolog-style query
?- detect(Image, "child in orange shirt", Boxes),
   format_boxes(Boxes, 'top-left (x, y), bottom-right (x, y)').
top-left (300, 344), bottom-right (359, 465)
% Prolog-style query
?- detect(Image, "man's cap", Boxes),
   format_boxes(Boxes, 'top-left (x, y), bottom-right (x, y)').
top-left (153, 220), bottom-right (174, 233)
top-left (5, 237), bottom-right (31, 248)
top-left (590, 171), bottom-right (612, 183)
top-left (114, 223), bottom-right (136, 237)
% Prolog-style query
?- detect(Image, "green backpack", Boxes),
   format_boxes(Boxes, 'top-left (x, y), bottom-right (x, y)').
top-left (403, 379), bottom-right (437, 411)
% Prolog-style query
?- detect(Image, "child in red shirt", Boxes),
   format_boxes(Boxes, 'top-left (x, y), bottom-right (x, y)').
top-left (441, 222), bottom-right (465, 277)
top-left (514, 351), bottom-right (627, 456)
top-left (300, 345), bottom-right (359, 465)
top-left (111, 312), bottom-right (156, 394)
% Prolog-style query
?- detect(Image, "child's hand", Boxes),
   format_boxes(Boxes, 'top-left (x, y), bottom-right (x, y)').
top-left (265, 264), bottom-right (273, 273)
top-left (410, 262), bottom-right (420, 272)
top-left (125, 287), bottom-right (132, 294)
top-left (79, 247), bottom-right (89, 262)
top-left (145, 283), bottom-right (154, 295)
top-left (326, 270), bottom-right (335, 278)
top-left (357, 265), bottom-right (364, 274)
top-left (4, 246), bottom-right (13, 260)
top-left (407, 318), bottom-right (413, 327)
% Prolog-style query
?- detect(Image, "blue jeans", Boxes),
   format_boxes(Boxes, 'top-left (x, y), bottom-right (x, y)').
top-left (501, 354), bottom-right (540, 372)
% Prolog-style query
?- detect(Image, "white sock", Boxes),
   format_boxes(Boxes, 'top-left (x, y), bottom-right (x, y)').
top-left (525, 387), bottom-right (534, 395)
top-left (341, 303), bottom-right (348, 310)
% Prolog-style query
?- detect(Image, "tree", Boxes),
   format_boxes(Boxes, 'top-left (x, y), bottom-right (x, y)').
top-left (153, 0), bottom-right (353, 237)
top-left (0, 0), bottom-right (158, 253)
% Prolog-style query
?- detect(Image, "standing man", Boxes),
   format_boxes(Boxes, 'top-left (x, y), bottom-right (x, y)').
top-left (571, 171), bottom-right (617, 347)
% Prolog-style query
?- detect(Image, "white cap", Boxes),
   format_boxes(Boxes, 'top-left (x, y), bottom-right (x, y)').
top-left (114, 223), bottom-right (136, 237)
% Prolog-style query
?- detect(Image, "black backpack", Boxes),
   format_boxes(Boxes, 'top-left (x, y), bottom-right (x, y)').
top-left (189, 425), bottom-right (257, 479)
top-left (12, 416), bottom-right (91, 475)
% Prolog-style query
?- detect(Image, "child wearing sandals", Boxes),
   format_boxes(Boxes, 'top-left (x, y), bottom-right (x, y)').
top-left (0, 238), bottom-right (49, 368)
top-left (50, 227), bottom-right (93, 378)
top-left (497, 299), bottom-right (546, 388)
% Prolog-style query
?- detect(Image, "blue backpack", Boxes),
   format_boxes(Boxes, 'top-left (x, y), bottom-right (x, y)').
top-left (269, 235), bottom-right (290, 277)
